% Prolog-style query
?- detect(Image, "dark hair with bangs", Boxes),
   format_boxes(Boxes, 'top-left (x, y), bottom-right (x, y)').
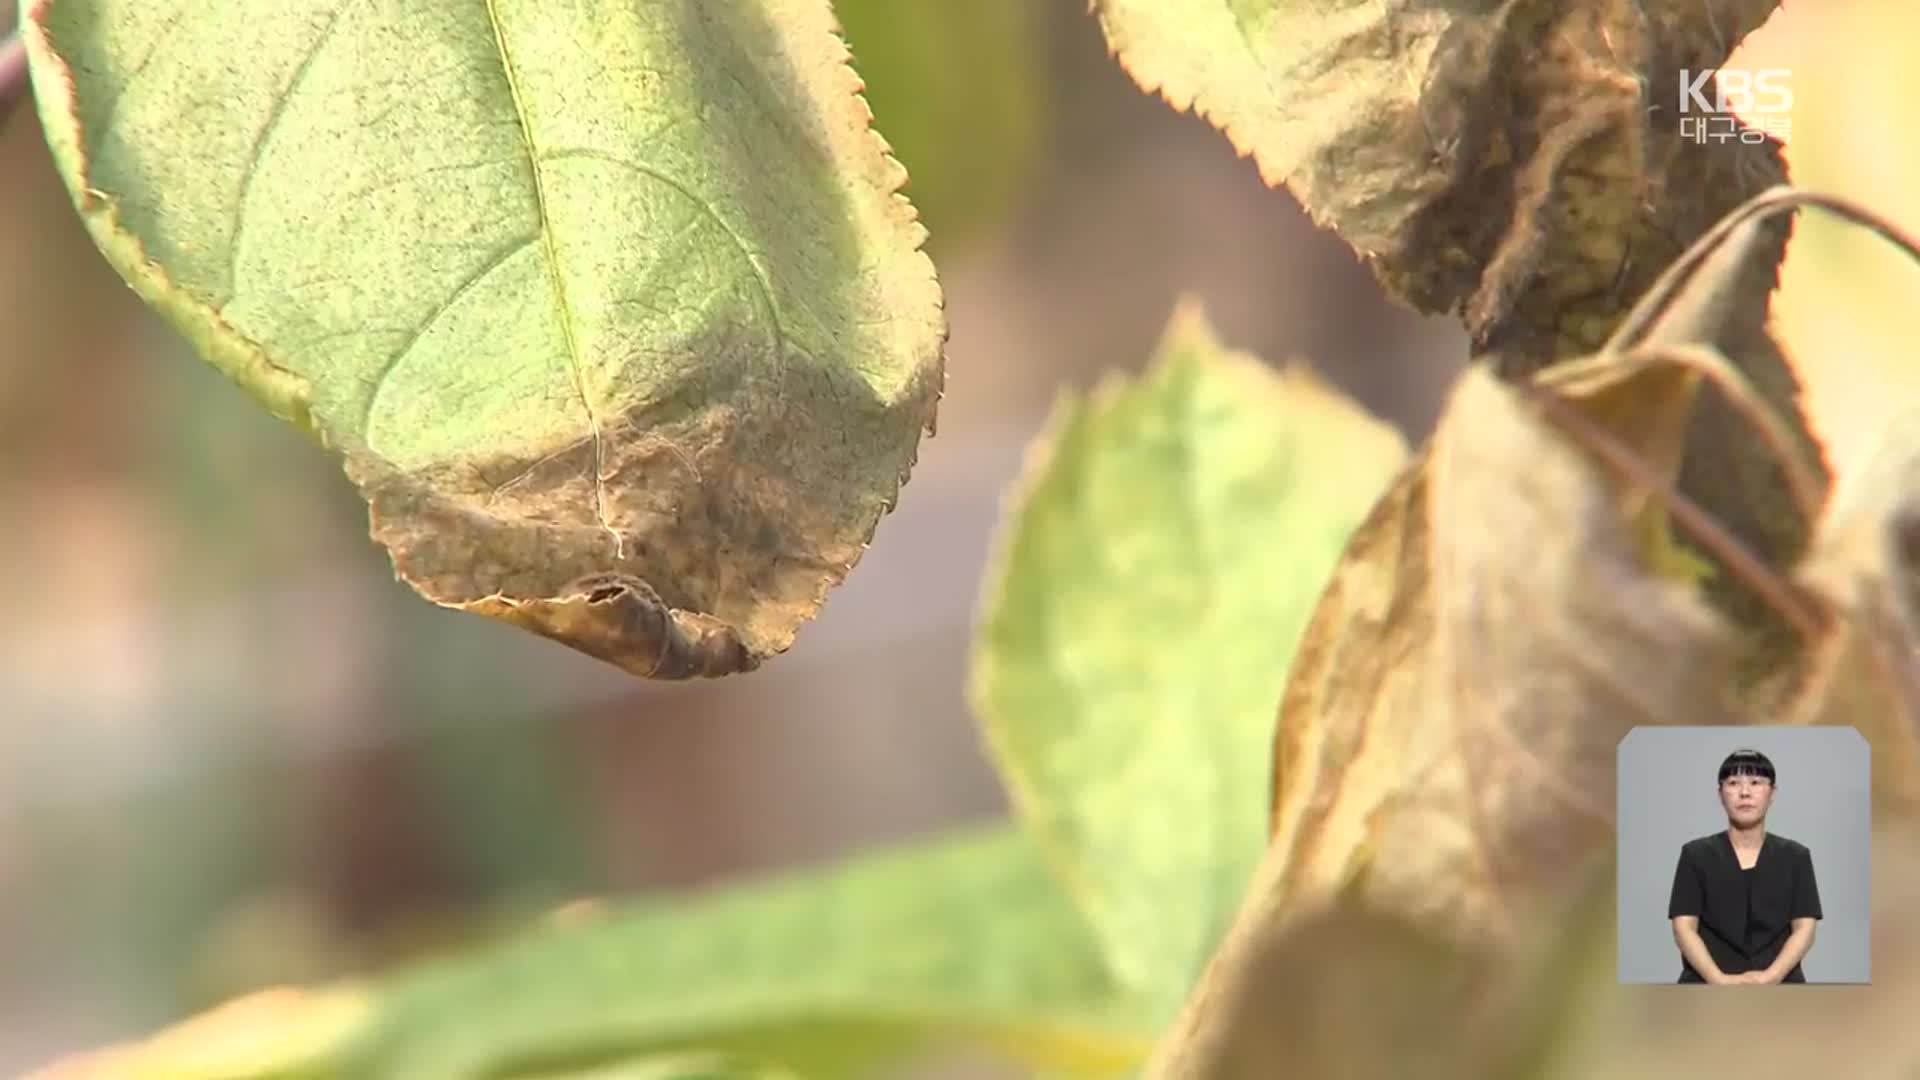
top-left (1718, 748), bottom-right (1776, 785)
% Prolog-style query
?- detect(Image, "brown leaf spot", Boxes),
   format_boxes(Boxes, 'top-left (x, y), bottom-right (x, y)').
top-left (347, 354), bottom-right (937, 679)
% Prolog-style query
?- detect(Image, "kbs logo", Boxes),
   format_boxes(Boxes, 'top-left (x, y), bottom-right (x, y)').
top-left (1676, 68), bottom-right (1793, 145)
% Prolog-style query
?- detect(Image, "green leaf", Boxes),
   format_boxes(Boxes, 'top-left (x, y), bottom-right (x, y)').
top-left (27, 826), bottom-right (1149, 1080)
top-left (970, 300), bottom-right (1408, 1020)
top-left (23, 0), bottom-right (944, 678)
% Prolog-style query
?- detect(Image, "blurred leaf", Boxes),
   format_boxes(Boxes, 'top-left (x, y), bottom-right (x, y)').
top-left (1148, 186), bottom-right (1920, 1078)
top-left (1253, 188), bottom-right (1889, 964)
top-left (24, 0), bottom-right (944, 678)
top-left (971, 300), bottom-right (1407, 1019)
top-left (1140, 340), bottom-right (1756, 1073)
top-left (834, 0), bottom-right (1046, 248)
top-left (29, 825), bottom-right (1150, 1080)
top-left (1144, 854), bottom-right (1619, 1080)
top-left (1181, 358), bottom-right (1746, 1065)
top-left (1787, 410), bottom-right (1920, 811)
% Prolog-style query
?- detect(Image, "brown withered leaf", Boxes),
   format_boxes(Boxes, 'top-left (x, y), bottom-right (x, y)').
top-left (1144, 355), bottom-right (1747, 1077)
top-left (1265, 359), bottom-right (1742, 947)
top-left (1143, 857), bottom-right (1618, 1080)
top-left (1150, 762), bottom-right (1626, 1078)
top-left (1092, 0), bottom-right (1787, 360)
top-left (1094, 0), bottom-right (1826, 692)
top-left (1149, 186), bottom-right (1920, 1077)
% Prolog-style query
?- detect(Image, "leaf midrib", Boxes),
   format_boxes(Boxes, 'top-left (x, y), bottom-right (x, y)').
top-left (481, 0), bottom-right (614, 537)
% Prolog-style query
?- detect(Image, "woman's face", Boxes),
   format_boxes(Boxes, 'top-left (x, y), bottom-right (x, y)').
top-left (1720, 771), bottom-right (1775, 827)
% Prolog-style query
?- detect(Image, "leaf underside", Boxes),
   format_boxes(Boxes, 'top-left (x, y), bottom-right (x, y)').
top-left (25, 0), bottom-right (947, 677)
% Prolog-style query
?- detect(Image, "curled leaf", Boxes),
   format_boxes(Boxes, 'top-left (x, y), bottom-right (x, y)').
top-left (1147, 348), bottom-right (1760, 1075)
top-left (24, 0), bottom-right (945, 677)
top-left (1267, 360), bottom-right (1742, 945)
top-left (1151, 185), bottom-right (1920, 1077)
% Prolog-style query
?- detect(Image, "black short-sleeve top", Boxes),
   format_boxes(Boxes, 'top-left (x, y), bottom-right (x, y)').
top-left (1668, 831), bottom-right (1822, 983)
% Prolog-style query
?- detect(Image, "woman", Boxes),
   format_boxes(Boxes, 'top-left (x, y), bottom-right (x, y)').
top-left (1666, 748), bottom-right (1823, 984)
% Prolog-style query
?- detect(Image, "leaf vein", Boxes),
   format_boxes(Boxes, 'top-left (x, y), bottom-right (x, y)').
top-left (361, 234), bottom-right (540, 431)
top-left (91, 5), bottom-right (191, 139)
top-left (227, 2), bottom-right (353, 303)
top-left (482, 0), bottom-right (619, 548)
top-left (542, 146), bottom-right (787, 365)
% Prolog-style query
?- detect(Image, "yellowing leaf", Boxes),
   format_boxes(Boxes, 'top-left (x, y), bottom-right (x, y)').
top-left (23, 0), bottom-right (945, 677)
top-left (971, 300), bottom-right (1406, 1019)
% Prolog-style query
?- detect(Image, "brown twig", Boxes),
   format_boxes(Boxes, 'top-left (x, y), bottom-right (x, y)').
top-left (1607, 185), bottom-right (1920, 353)
top-left (1626, 342), bottom-right (1829, 526)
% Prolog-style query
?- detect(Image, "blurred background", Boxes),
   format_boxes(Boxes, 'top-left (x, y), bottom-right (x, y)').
top-left (0, 0), bottom-right (1911, 1074)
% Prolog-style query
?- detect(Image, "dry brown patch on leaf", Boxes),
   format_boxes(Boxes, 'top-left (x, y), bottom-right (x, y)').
top-left (24, 0), bottom-right (947, 681)
top-left (1261, 360), bottom-right (1741, 954)
top-left (346, 349), bottom-right (938, 678)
